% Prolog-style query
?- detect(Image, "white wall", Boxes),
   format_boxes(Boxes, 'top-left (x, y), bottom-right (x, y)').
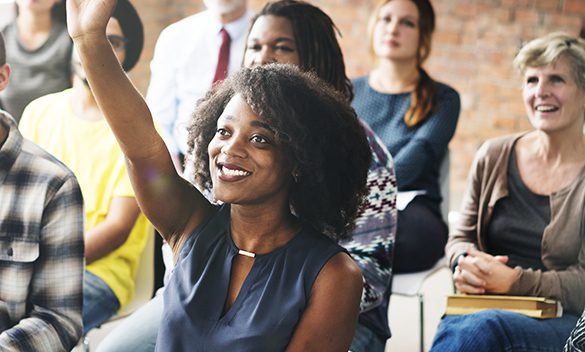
top-left (0, 0), bottom-right (15, 30)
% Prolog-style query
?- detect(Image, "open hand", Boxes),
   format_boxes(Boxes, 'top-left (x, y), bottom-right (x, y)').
top-left (66, 0), bottom-right (117, 41)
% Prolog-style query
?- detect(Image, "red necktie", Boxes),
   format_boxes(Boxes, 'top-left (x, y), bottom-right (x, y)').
top-left (212, 28), bottom-right (231, 85)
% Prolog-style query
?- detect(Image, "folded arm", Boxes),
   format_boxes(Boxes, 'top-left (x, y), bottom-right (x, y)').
top-left (457, 248), bottom-right (585, 314)
top-left (447, 140), bottom-right (585, 313)
top-left (85, 196), bottom-right (140, 264)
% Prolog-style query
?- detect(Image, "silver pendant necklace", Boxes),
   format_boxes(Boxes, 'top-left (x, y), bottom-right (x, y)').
top-left (238, 249), bottom-right (256, 258)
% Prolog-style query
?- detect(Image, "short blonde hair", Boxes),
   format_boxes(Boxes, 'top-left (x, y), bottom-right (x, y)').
top-left (513, 32), bottom-right (585, 91)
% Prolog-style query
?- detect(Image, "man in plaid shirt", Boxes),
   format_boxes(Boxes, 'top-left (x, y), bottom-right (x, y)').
top-left (0, 33), bottom-right (84, 351)
top-left (565, 309), bottom-right (585, 351)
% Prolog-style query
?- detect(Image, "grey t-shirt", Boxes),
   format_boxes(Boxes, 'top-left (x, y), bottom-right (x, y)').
top-left (0, 20), bottom-right (72, 122)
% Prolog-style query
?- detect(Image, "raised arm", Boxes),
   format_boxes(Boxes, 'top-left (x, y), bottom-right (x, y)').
top-left (505, 236), bottom-right (585, 314)
top-left (66, 0), bottom-right (212, 247)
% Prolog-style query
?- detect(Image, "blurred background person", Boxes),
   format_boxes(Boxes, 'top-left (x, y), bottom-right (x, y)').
top-left (147, 0), bottom-right (252, 172)
top-left (0, 0), bottom-right (72, 122)
top-left (352, 0), bottom-right (460, 274)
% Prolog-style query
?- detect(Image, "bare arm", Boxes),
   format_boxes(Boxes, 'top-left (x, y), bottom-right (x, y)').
top-left (66, 0), bottom-right (212, 247)
top-left (85, 196), bottom-right (139, 264)
top-left (286, 253), bottom-right (363, 352)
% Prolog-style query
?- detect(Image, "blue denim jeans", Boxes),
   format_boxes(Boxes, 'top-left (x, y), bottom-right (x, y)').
top-left (83, 271), bottom-right (120, 334)
top-left (96, 289), bottom-right (163, 352)
top-left (430, 309), bottom-right (579, 352)
top-left (349, 321), bottom-right (387, 352)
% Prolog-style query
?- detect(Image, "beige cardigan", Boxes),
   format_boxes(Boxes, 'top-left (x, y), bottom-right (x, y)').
top-left (447, 133), bottom-right (585, 314)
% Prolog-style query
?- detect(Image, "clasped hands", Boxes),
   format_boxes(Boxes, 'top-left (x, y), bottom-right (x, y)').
top-left (453, 247), bottom-right (520, 295)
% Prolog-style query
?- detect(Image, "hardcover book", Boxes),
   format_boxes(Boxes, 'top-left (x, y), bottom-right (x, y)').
top-left (445, 294), bottom-right (563, 319)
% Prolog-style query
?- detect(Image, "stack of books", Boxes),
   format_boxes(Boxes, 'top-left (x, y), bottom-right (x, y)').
top-left (445, 294), bottom-right (563, 319)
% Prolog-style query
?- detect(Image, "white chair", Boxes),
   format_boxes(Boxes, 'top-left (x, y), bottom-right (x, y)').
top-left (389, 152), bottom-right (452, 352)
top-left (439, 151), bottom-right (450, 224)
top-left (79, 230), bottom-right (155, 351)
top-left (390, 257), bottom-right (450, 352)
top-left (114, 229), bottom-right (155, 318)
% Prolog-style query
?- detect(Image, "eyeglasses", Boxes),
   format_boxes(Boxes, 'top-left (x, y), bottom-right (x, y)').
top-left (107, 34), bottom-right (128, 51)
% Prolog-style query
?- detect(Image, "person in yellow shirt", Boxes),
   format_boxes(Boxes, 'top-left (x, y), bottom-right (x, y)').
top-left (19, 0), bottom-right (150, 334)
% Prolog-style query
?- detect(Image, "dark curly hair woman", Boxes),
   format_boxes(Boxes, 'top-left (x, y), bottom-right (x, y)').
top-left (188, 64), bottom-right (371, 241)
top-left (66, 0), bottom-right (371, 349)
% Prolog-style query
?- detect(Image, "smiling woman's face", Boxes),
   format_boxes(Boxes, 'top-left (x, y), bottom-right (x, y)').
top-left (207, 94), bottom-right (293, 206)
top-left (522, 55), bottom-right (585, 134)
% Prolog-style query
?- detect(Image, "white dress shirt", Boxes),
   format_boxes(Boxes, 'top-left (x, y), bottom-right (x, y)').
top-left (146, 9), bottom-right (254, 156)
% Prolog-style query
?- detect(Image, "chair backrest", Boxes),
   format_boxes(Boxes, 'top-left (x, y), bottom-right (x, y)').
top-left (117, 229), bottom-right (155, 317)
top-left (439, 150), bottom-right (450, 224)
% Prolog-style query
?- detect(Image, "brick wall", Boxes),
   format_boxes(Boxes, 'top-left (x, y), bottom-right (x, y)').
top-left (132, 0), bottom-right (584, 211)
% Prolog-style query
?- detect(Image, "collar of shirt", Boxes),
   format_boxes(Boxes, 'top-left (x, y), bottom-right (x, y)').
top-left (209, 10), bottom-right (254, 45)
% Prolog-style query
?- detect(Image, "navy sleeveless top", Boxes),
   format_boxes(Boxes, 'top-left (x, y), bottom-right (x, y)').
top-left (156, 205), bottom-right (345, 351)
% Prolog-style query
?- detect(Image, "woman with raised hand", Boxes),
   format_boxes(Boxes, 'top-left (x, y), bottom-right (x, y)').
top-left (98, 2), bottom-right (397, 351)
top-left (0, 0), bottom-right (72, 121)
top-left (242, 2), bottom-right (397, 351)
top-left (431, 32), bottom-right (585, 352)
top-left (66, 0), bottom-right (371, 350)
top-left (353, 0), bottom-right (460, 274)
